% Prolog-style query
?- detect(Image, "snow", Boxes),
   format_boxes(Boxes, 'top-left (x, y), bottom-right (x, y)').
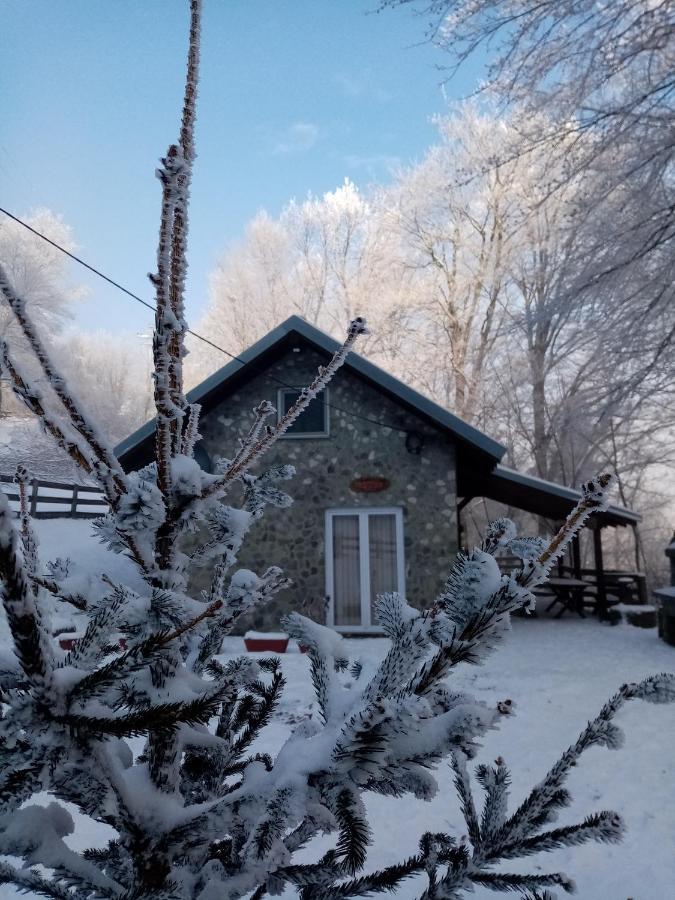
top-left (615, 603), bottom-right (656, 614)
top-left (244, 631), bottom-right (289, 641)
top-left (2, 517), bottom-right (674, 898)
top-left (218, 619), bottom-right (675, 900)
top-left (0, 418), bottom-right (88, 485)
top-left (0, 517), bottom-right (146, 657)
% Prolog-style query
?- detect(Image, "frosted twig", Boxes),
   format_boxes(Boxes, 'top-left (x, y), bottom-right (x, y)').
top-left (519, 473), bottom-right (612, 589)
top-left (1, 342), bottom-right (96, 477)
top-left (152, 145), bottom-right (184, 513)
top-left (31, 574), bottom-right (88, 611)
top-left (167, 0), bottom-right (202, 429)
top-left (201, 317), bottom-right (368, 501)
top-left (227, 400), bottom-right (277, 473)
top-left (151, 0), bottom-right (203, 576)
top-left (14, 465), bottom-right (38, 594)
top-left (181, 402), bottom-right (202, 456)
top-left (0, 262), bottom-right (127, 502)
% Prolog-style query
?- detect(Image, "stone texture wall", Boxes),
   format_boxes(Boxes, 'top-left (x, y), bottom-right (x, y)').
top-left (193, 345), bottom-right (458, 632)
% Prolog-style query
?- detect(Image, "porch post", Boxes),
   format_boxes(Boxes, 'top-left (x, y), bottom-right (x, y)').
top-left (593, 523), bottom-right (607, 619)
top-left (631, 523), bottom-right (641, 573)
top-left (457, 496), bottom-right (472, 552)
top-left (572, 534), bottom-right (582, 580)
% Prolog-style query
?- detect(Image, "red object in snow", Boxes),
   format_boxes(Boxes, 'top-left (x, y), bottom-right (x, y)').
top-left (58, 635), bottom-right (78, 651)
top-left (244, 632), bottom-right (289, 653)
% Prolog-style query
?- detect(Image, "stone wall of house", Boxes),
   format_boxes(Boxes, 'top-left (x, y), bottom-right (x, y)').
top-left (193, 344), bottom-right (458, 632)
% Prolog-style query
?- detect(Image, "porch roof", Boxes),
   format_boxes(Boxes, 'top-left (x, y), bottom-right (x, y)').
top-left (461, 464), bottom-right (641, 529)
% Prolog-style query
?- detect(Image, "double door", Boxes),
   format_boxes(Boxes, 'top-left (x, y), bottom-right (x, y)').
top-left (325, 507), bottom-right (405, 632)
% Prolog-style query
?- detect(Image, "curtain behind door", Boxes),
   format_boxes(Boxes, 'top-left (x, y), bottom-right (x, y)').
top-left (368, 513), bottom-right (398, 620)
top-left (332, 514), bottom-right (361, 625)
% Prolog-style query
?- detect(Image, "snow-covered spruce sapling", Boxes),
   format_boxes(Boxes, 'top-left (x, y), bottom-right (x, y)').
top-left (1, 1), bottom-right (674, 898)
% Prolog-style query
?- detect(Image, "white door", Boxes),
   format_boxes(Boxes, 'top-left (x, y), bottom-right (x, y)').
top-left (326, 508), bottom-right (405, 632)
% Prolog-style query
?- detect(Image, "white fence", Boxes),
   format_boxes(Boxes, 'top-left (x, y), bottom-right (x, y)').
top-left (0, 474), bottom-right (108, 519)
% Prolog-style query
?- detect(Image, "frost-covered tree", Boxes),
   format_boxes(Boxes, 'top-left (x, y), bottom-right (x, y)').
top-left (382, 106), bottom-right (514, 422)
top-left (0, 209), bottom-right (80, 416)
top-left (0, 3), bottom-right (674, 899)
top-left (59, 330), bottom-right (154, 445)
top-left (382, 0), bottom-right (675, 382)
top-left (192, 178), bottom-right (405, 386)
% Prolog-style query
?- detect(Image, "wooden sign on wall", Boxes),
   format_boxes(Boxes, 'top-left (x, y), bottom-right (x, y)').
top-left (350, 476), bottom-right (390, 494)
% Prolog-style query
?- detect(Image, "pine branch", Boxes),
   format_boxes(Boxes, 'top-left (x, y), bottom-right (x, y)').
top-left (495, 811), bottom-right (624, 860)
top-left (248, 787), bottom-right (293, 860)
top-left (451, 752), bottom-right (481, 848)
top-left (478, 761), bottom-right (510, 845)
top-left (15, 465), bottom-right (39, 593)
top-left (66, 582), bottom-right (134, 667)
top-left (0, 862), bottom-right (79, 900)
top-left (226, 400), bottom-right (276, 474)
top-left (227, 666), bottom-right (285, 761)
top-left (469, 871), bottom-right (573, 893)
top-left (312, 855), bottom-right (426, 899)
top-left (0, 761), bottom-right (43, 806)
top-left (32, 573), bottom-right (88, 610)
top-left (0, 492), bottom-right (51, 686)
top-left (66, 631), bottom-right (169, 701)
top-left (150, 0), bottom-right (202, 575)
top-left (59, 686), bottom-right (227, 737)
top-left (152, 144), bottom-right (182, 512)
top-left (494, 680), bottom-right (647, 846)
top-left (334, 788), bottom-right (372, 875)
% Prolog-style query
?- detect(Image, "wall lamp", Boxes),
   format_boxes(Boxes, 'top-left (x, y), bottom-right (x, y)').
top-left (405, 430), bottom-right (425, 455)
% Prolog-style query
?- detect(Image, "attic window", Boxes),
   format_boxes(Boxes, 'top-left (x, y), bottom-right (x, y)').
top-left (278, 388), bottom-right (329, 438)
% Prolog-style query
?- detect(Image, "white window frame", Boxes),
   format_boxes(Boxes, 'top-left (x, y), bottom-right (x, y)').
top-left (325, 507), bottom-right (405, 633)
top-left (277, 386), bottom-right (330, 439)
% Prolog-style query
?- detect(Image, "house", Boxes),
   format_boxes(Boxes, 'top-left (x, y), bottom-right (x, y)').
top-left (116, 316), bottom-right (640, 632)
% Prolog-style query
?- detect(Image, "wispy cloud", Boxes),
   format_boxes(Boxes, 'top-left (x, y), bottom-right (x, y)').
top-left (272, 121), bottom-right (320, 154)
top-left (334, 71), bottom-right (391, 103)
top-left (344, 153), bottom-right (401, 177)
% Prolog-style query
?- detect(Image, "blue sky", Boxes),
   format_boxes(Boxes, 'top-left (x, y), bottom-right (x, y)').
top-left (2, 1), bottom-right (478, 342)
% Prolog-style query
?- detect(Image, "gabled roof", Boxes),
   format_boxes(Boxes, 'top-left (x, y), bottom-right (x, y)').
top-left (115, 315), bottom-right (506, 468)
top-left (114, 316), bottom-right (640, 529)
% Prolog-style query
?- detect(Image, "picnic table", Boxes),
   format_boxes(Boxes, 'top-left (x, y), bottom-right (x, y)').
top-left (535, 576), bottom-right (591, 618)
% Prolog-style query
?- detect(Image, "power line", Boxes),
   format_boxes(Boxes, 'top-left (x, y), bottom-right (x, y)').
top-left (0, 206), bottom-right (410, 435)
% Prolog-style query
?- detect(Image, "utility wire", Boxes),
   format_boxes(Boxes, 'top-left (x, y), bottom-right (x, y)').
top-left (0, 206), bottom-right (411, 434)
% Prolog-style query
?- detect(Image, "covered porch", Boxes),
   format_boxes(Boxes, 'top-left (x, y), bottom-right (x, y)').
top-left (458, 464), bottom-right (645, 618)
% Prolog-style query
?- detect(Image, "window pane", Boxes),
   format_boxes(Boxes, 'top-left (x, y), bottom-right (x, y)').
top-left (282, 389), bottom-right (327, 434)
top-left (332, 515), bottom-right (361, 626)
top-left (369, 514), bottom-right (398, 619)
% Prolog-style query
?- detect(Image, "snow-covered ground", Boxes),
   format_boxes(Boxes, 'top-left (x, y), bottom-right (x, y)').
top-left (224, 623), bottom-right (675, 900)
top-left (2, 519), bottom-right (675, 898)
